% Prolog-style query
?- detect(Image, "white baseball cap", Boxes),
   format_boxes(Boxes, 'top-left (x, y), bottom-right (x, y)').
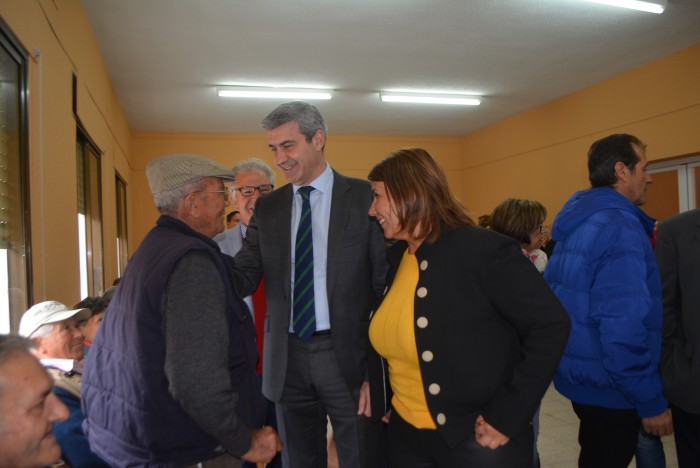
top-left (19, 301), bottom-right (91, 338)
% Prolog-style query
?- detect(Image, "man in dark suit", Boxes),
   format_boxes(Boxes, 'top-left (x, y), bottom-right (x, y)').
top-left (656, 208), bottom-right (700, 468)
top-left (233, 101), bottom-right (387, 467)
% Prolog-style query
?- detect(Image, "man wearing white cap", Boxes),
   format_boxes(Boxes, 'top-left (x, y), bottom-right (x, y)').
top-left (19, 300), bottom-right (108, 467)
top-left (82, 153), bottom-right (281, 467)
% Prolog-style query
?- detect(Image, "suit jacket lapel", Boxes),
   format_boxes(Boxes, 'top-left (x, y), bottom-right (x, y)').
top-left (327, 171), bottom-right (351, 301)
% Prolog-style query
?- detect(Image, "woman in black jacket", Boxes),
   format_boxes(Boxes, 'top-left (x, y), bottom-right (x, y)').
top-left (366, 148), bottom-right (570, 467)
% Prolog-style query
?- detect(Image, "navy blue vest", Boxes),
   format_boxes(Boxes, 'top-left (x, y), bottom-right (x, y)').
top-left (82, 216), bottom-right (265, 466)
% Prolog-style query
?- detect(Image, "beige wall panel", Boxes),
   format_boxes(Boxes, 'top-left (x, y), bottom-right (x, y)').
top-left (38, 0), bottom-right (131, 153)
top-left (32, 43), bottom-right (81, 304)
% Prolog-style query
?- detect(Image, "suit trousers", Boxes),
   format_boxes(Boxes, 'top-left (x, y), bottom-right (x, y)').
top-left (387, 410), bottom-right (533, 468)
top-left (276, 333), bottom-right (369, 468)
top-left (572, 402), bottom-right (641, 468)
top-left (670, 403), bottom-right (700, 468)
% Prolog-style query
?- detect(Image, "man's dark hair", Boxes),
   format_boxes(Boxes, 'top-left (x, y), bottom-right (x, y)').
top-left (226, 211), bottom-right (240, 223)
top-left (74, 297), bottom-right (108, 318)
top-left (588, 134), bottom-right (645, 188)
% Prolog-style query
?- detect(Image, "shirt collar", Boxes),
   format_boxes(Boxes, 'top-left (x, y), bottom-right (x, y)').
top-left (40, 358), bottom-right (83, 374)
top-left (293, 162), bottom-right (332, 195)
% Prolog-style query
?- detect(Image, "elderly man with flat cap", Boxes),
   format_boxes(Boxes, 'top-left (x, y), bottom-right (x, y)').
top-left (82, 153), bottom-right (282, 467)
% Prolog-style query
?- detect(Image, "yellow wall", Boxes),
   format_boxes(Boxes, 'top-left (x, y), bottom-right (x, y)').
top-left (1, 0), bottom-right (699, 307)
top-left (461, 43), bottom-right (700, 223)
top-left (131, 133), bottom-right (463, 244)
top-left (0, 0), bottom-right (131, 304)
top-left (132, 43), bottom-right (700, 241)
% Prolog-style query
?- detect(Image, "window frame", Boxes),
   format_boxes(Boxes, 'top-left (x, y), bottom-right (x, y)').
top-left (0, 18), bottom-right (32, 333)
top-left (115, 172), bottom-right (128, 277)
top-left (76, 128), bottom-right (104, 297)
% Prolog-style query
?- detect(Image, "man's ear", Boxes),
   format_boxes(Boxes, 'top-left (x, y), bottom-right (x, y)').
top-left (312, 130), bottom-right (326, 150)
top-left (614, 161), bottom-right (629, 182)
top-left (30, 337), bottom-right (45, 356)
top-left (184, 191), bottom-right (199, 211)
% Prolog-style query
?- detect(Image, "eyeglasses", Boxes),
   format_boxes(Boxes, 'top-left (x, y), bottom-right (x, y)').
top-left (194, 190), bottom-right (229, 200)
top-left (231, 184), bottom-right (274, 197)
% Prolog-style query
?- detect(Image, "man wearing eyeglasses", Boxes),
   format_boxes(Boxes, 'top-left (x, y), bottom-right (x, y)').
top-left (82, 153), bottom-right (282, 467)
top-left (217, 158), bottom-right (275, 363)
top-left (217, 158), bottom-right (275, 267)
top-left (215, 157), bottom-right (280, 467)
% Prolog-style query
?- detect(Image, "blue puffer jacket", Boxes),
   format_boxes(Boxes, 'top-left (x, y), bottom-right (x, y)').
top-left (53, 387), bottom-right (109, 468)
top-left (544, 187), bottom-right (667, 418)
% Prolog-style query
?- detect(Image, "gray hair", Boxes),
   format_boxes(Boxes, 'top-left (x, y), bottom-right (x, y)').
top-left (261, 101), bottom-right (328, 142)
top-left (29, 323), bottom-right (55, 339)
top-left (232, 158), bottom-right (276, 186)
top-left (153, 179), bottom-right (206, 215)
top-left (0, 335), bottom-right (35, 400)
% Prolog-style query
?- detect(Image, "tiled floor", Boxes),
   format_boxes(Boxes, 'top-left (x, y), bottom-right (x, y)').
top-left (538, 384), bottom-right (678, 467)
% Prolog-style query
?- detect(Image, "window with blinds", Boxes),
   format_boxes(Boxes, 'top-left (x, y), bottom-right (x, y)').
top-left (0, 21), bottom-right (31, 334)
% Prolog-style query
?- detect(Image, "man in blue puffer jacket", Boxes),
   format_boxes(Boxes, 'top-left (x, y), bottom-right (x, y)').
top-left (544, 134), bottom-right (673, 468)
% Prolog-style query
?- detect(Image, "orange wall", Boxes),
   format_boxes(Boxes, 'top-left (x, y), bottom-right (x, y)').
top-left (131, 133), bottom-right (463, 244)
top-left (2, 0), bottom-right (699, 306)
top-left (461, 43), bottom-right (700, 223)
top-left (133, 44), bottom-right (700, 243)
top-left (0, 0), bottom-right (131, 303)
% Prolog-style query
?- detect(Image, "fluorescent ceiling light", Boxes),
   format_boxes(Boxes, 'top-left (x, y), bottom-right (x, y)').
top-left (380, 92), bottom-right (481, 106)
top-left (583, 0), bottom-right (666, 14)
top-left (217, 86), bottom-right (332, 100)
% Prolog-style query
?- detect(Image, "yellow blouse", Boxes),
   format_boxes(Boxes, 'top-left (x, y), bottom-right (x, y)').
top-left (369, 249), bottom-right (436, 429)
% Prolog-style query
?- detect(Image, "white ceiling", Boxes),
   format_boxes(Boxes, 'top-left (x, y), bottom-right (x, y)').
top-left (81, 0), bottom-right (700, 137)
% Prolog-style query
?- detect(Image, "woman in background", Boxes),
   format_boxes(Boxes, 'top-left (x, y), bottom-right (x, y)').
top-left (490, 198), bottom-right (548, 274)
top-left (74, 296), bottom-right (108, 352)
top-left (490, 197), bottom-right (552, 467)
top-left (366, 148), bottom-right (570, 467)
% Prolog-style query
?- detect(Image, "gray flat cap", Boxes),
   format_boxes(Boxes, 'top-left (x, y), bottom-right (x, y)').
top-left (146, 153), bottom-right (236, 194)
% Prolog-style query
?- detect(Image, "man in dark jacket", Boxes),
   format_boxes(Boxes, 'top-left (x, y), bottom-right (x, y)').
top-left (233, 102), bottom-right (387, 467)
top-left (656, 208), bottom-right (700, 467)
top-left (544, 134), bottom-right (673, 467)
top-left (82, 153), bottom-right (282, 467)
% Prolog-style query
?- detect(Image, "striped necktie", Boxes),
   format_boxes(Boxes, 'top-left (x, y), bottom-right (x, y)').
top-left (293, 186), bottom-right (316, 341)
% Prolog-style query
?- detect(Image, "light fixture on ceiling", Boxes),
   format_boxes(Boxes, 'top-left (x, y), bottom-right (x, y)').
top-left (380, 92), bottom-right (481, 106)
top-left (217, 86), bottom-right (333, 100)
top-left (583, 0), bottom-right (667, 14)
